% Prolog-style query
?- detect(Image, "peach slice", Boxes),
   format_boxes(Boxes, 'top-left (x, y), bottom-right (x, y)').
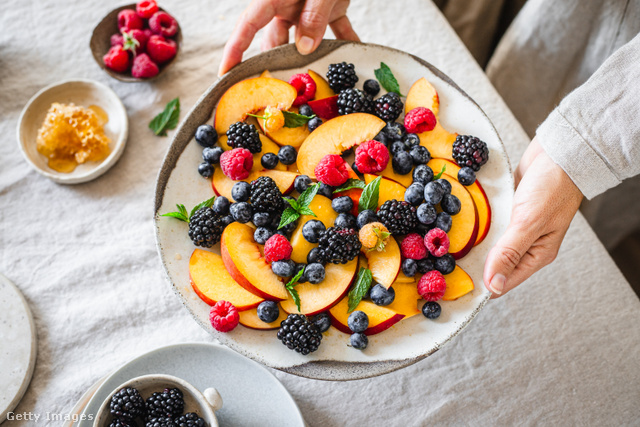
top-left (239, 306), bottom-right (288, 330)
top-left (363, 236), bottom-right (401, 289)
top-left (364, 174), bottom-right (406, 208)
top-left (333, 188), bottom-right (361, 216)
top-left (439, 174), bottom-right (479, 259)
top-left (290, 195), bottom-right (337, 264)
top-left (297, 113), bottom-right (386, 178)
top-left (218, 134), bottom-right (286, 172)
top-left (442, 265), bottom-right (474, 300)
top-left (190, 249), bottom-right (264, 310)
top-left (379, 162), bottom-right (414, 188)
top-left (406, 76), bottom-right (440, 116)
top-left (256, 106), bottom-right (310, 148)
top-left (221, 222), bottom-right (289, 300)
top-left (212, 168), bottom-right (297, 200)
top-left (214, 77), bottom-right (297, 134)
top-left (280, 257), bottom-right (358, 315)
top-left (308, 69), bottom-right (335, 100)
top-left (395, 270), bottom-right (417, 284)
top-left (427, 158), bottom-right (491, 245)
top-left (259, 70), bottom-right (273, 78)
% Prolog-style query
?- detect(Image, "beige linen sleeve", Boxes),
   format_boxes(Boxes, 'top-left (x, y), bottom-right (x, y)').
top-left (536, 33), bottom-right (640, 200)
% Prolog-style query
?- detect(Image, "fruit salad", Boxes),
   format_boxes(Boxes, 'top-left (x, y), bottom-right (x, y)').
top-left (161, 62), bottom-right (492, 355)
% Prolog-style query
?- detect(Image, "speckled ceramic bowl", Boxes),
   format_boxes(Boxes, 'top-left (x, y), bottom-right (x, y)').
top-left (154, 40), bottom-right (513, 381)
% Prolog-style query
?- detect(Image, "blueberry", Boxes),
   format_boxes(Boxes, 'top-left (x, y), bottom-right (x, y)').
top-left (231, 181), bottom-right (251, 202)
top-left (351, 161), bottom-right (360, 174)
top-left (302, 220), bottom-right (326, 243)
top-left (424, 181), bottom-right (444, 204)
top-left (252, 212), bottom-right (271, 227)
top-left (417, 203), bottom-right (437, 225)
top-left (416, 223), bottom-right (433, 235)
top-left (441, 194), bottom-right (461, 215)
top-left (312, 312), bottom-right (332, 333)
top-left (404, 183), bottom-right (424, 206)
top-left (390, 141), bottom-right (406, 155)
top-left (272, 259), bottom-right (295, 277)
top-left (341, 147), bottom-right (354, 158)
top-left (230, 202), bottom-right (252, 223)
top-left (435, 212), bottom-right (452, 232)
top-left (392, 151), bottom-right (413, 175)
top-left (307, 117), bottom-right (323, 132)
top-left (434, 254), bottom-right (455, 274)
top-left (403, 133), bottom-right (420, 149)
top-left (254, 227), bottom-right (274, 244)
top-left (384, 121), bottom-right (406, 141)
top-left (435, 179), bottom-right (452, 194)
top-left (357, 209), bottom-right (379, 229)
top-left (370, 284), bottom-right (395, 306)
top-left (401, 258), bottom-right (418, 277)
top-left (212, 196), bottom-right (230, 215)
top-left (298, 104), bottom-right (313, 117)
top-left (350, 332), bottom-right (368, 350)
top-left (347, 311), bottom-right (369, 333)
top-left (307, 247), bottom-right (325, 265)
top-left (422, 301), bottom-right (441, 319)
top-left (332, 196), bottom-right (354, 214)
top-left (195, 124), bottom-right (218, 147)
top-left (373, 130), bottom-right (390, 146)
top-left (305, 263), bottom-right (326, 284)
top-left (413, 164), bottom-right (434, 185)
top-left (317, 183), bottom-right (335, 199)
top-left (278, 145), bottom-right (297, 165)
top-left (409, 146), bottom-right (430, 165)
top-left (363, 79), bottom-right (380, 97)
top-left (294, 263), bottom-right (308, 283)
top-left (334, 213), bottom-right (357, 229)
top-left (203, 146), bottom-right (224, 164)
top-left (198, 162), bottom-right (214, 178)
top-left (294, 175), bottom-right (313, 193)
top-left (458, 167), bottom-right (476, 186)
top-left (257, 301), bottom-right (279, 323)
top-left (417, 258), bottom-right (435, 274)
top-left (261, 152), bottom-right (279, 170)
top-left (221, 214), bottom-right (234, 227)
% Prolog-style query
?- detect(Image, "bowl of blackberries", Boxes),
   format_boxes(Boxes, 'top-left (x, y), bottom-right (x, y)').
top-left (95, 374), bottom-right (222, 426)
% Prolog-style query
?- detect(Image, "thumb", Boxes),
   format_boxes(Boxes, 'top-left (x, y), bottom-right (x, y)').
top-left (295, 0), bottom-right (334, 55)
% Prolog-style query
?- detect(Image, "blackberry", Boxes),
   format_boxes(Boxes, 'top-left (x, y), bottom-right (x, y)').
top-left (174, 412), bottom-right (206, 427)
top-left (374, 92), bottom-right (403, 121)
top-left (318, 227), bottom-right (362, 264)
top-left (377, 200), bottom-right (418, 235)
top-left (363, 79), bottom-right (380, 97)
top-left (109, 387), bottom-right (145, 420)
top-left (226, 121), bottom-right (261, 153)
top-left (347, 310), bottom-right (368, 332)
top-left (458, 167), bottom-right (476, 185)
top-left (145, 388), bottom-right (184, 420)
top-left (197, 162), bottom-right (213, 178)
top-left (312, 312), bottom-right (332, 333)
top-left (370, 284), bottom-right (395, 306)
top-left (145, 418), bottom-right (172, 427)
top-left (452, 135), bottom-right (489, 171)
top-left (261, 152), bottom-right (279, 170)
top-left (277, 314), bottom-right (323, 355)
top-left (257, 301), bottom-right (280, 323)
top-left (108, 419), bottom-right (137, 427)
top-left (188, 207), bottom-right (223, 247)
top-left (202, 146), bottom-right (223, 164)
top-left (356, 210), bottom-right (378, 229)
top-left (326, 62), bottom-right (358, 93)
top-left (350, 332), bottom-right (368, 350)
top-left (195, 124), bottom-right (218, 147)
top-left (334, 213), bottom-right (357, 229)
top-left (250, 176), bottom-right (284, 213)
top-left (337, 88), bottom-right (373, 115)
top-left (422, 301), bottom-right (442, 319)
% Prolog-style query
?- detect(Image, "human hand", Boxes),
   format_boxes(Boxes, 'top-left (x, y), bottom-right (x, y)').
top-left (483, 137), bottom-right (583, 297)
top-left (219, 0), bottom-right (359, 76)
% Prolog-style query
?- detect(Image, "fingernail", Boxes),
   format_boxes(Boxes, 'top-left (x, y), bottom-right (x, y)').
top-left (489, 274), bottom-right (505, 295)
top-left (297, 36), bottom-right (314, 55)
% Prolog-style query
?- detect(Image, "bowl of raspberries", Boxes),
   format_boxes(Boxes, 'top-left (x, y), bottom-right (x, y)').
top-left (90, 1), bottom-right (181, 81)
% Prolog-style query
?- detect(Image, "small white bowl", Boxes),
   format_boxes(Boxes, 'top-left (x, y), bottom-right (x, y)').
top-left (94, 374), bottom-right (222, 426)
top-left (17, 79), bottom-right (128, 184)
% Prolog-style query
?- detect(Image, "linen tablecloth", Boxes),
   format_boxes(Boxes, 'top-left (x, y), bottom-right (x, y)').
top-left (1, 0), bottom-right (639, 425)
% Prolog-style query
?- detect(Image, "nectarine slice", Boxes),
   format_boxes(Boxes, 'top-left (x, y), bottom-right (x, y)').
top-left (259, 70), bottom-right (274, 78)
top-left (379, 162), bottom-right (414, 188)
top-left (442, 265), bottom-right (474, 300)
top-left (290, 195), bottom-right (338, 264)
top-left (212, 168), bottom-right (297, 200)
top-left (364, 174), bottom-right (406, 208)
top-left (308, 95), bottom-right (339, 120)
top-left (218, 134), bottom-right (286, 172)
top-left (406, 77), bottom-right (440, 116)
top-left (439, 174), bottom-right (479, 259)
top-left (239, 306), bottom-right (287, 330)
top-left (363, 236), bottom-right (401, 289)
top-left (308, 69), bottom-right (335, 100)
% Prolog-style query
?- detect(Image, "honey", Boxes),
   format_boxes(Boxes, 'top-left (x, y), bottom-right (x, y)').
top-left (36, 103), bottom-right (111, 173)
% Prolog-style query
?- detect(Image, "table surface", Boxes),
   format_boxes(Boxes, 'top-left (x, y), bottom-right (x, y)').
top-left (1, 0), bottom-right (639, 425)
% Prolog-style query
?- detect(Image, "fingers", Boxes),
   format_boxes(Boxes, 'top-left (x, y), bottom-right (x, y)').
top-left (514, 137), bottom-right (545, 187)
top-left (261, 18), bottom-right (292, 51)
top-left (329, 15), bottom-right (360, 41)
top-left (295, 0), bottom-right (336, 54)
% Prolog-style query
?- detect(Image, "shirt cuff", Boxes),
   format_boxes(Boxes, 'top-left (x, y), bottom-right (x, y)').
top-left (535, 108), bottom-right (621, 200)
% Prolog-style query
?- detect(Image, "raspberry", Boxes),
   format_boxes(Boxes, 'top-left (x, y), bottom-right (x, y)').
top-left (110, 33), bottom-right (124, 46)
top-left (122, 29), bottom-right (149, 54)
top-left (424, 228), bottom-right (450, 257)
top-left (404, 107), bottom-right (437, 134)
top-left (358, 222), bottom-right (390, 251)
top-left (417, 270), bottom-right (447, 301)
top-left (136, 0), bottom-right (158, 19)
top-left (147, 35), bottom-right (177, 63)
top-left (131, 53), bottom-right (159, 78)
top-left (118, 9), bottom-right (144, 32)
top-left (219, 148), bottom-right (253, 180)
top-left (103, 46), bottom-right (131, 73)
top-left (314, 154), bottom-right (349, 186)
top-left (401, 233), bottom-right (427, 260)
top-left (355, 140), bottom-right (389, 174)
top-left (149, 11), bottom-right (179, 38)
top-left (288, 73), bottom-right (317, 107)
top-left (209, 300), bottom-right (239, 332)
top-left (264, 234), bottom-right (292, 263)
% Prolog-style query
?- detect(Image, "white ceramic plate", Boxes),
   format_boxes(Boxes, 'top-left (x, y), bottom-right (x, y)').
top-left (17, 79), bottom-right (128, 184)
top-left (154, 41), bottom-right (513, 380)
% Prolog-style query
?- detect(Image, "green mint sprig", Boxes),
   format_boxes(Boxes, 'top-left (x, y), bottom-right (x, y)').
top-left (358, 176), bottom-right (382, 213)
top-left (285, 267), bottom-right (306, 312)
top-left (333, 178), bottom-right (366, 193)
top-left (149, 97), bottom-right (180, 136)
top-left (282, 110), bottom-right (316, 128)
top-left (348, 268), bottom-right (373, 313)
top-left (374, 62), bottom-right (403, 96)
top-left (278, 183), bottom-right (320, 229)
top-left (160, 196), bottom-right (216, 222)
top-left (434, 164), bottom-right (447, 180)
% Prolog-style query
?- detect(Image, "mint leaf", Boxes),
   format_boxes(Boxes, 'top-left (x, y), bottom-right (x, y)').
top-left (348, 268), bottom-right (373, 313)
top-left (374, 63), bottom-right (403, 96)
top-left (283, 110), bottom-right (316, 128)
top-left (334, 179), bottom-right (365, 193)
top-left (358, 176), bottom-right (382, 213)
top-left (298, 206), bottom-right (316, 217)
top-left (278, 207), bottom-right (301, 229)
top-left (285, 268), bottom-right (306, 312)
top-left (434, 164), bottom-right (446, 180)
top-left (189, 196), bottom-right (216, 218)
top-left (297, 183), bottom-right (319, 207)
top-left (161, 203), bottom-right (189, 222)
top-left (284, 197), bottom-right (301, 211)
top-left (149, 98), bottom-right (180, 136)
